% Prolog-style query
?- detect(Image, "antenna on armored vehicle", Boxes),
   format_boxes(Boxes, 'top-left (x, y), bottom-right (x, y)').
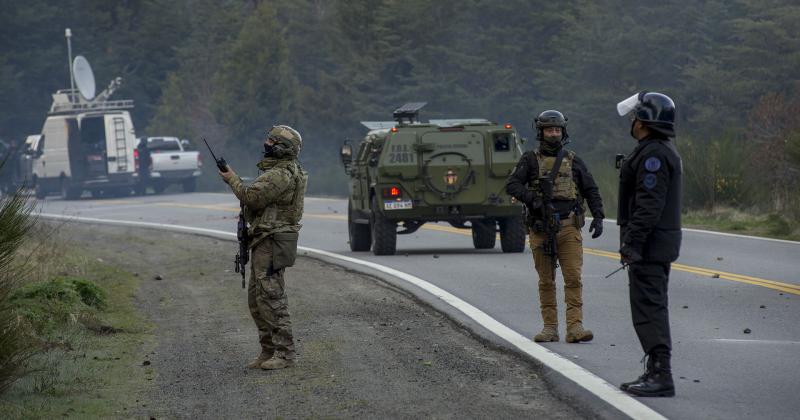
top-left (393, 102), bottom-right (427, 124)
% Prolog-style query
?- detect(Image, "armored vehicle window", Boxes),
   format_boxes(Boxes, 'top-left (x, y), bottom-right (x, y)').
top-left (493, 133), bottom-right (512, 152)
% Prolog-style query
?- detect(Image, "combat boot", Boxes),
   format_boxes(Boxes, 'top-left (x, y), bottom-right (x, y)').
top-left (247, 350), bottom-right (274, 369)
top-left (533, 326), bottom-right (559, 342)
top-left (624, 355), bottom-right (674, 397)
top-left (565, 323), bottom-right (593, 343)
top-left (621, 355), bottom-right (654, 391)
top-left (260, 355), bottom-right (295, 370)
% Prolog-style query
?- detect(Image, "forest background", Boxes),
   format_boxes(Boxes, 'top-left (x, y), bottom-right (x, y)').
top-left (1, 0), bottom-right (799, 231)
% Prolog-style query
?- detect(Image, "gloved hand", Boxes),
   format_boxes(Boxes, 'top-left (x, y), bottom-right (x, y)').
top-left (619, 243), bottom-right (643, 264)
top-left (589, 218), bottom-right (603, 238)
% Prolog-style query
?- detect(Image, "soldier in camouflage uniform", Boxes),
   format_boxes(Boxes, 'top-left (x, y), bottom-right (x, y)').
top-left (219, 125), bottom-right (307, 370)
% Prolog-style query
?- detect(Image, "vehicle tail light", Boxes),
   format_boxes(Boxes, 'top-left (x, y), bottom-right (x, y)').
top-left (504, 123), bottom-right (513, 129)
top-left (382, 186), bottom-right (402, 199)
top-left (197, 153), bottom-right (203, 167)
top-left (134, 149), bottom-right (140, 171)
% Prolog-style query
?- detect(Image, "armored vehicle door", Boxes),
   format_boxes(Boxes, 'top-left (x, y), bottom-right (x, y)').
top-left (351, 141), bottom-right (371, 210)
top-left (418, 130), bottom-right (486, 205)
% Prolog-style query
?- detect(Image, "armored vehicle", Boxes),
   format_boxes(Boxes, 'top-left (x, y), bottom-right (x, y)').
top-left (340, 103), bottom-right (527, 255)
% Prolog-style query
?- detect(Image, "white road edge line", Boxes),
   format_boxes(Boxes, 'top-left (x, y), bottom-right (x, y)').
top-left (592, 217), bottom-right (800, 245)
top-left (39, 212), bottom-right (666, 420)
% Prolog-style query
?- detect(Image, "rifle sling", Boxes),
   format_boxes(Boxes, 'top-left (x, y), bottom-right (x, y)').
top-left (548, 147), bottom-right (566, 185)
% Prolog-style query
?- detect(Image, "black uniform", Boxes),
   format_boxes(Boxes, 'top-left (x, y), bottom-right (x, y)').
top-left (506, 150), bottom-right (605, 222)
top-left (618, 134), bottom-right (682, 355)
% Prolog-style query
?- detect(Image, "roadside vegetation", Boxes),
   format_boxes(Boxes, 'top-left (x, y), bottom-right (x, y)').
top-left (0, 188), bottom-right (152, 418)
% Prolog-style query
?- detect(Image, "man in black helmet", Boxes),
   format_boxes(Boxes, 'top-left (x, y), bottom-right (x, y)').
top-left (506, 110), bottom-right (605, 344)
top-left (615, 91), bottom-right (682, 397)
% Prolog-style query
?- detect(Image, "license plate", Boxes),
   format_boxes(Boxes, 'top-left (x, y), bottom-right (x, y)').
top-left (384, 200), bottom-right (413, 210)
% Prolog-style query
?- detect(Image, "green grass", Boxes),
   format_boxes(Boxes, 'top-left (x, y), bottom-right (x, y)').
top-left (0, 229), bottom-right (154, 419)
top-left (682, 207), bottom-right (800, 241)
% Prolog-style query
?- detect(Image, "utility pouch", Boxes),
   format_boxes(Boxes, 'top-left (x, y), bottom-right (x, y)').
top-left (532, 220), bottom-right (545, 233)
top-left (575, 212), bottom-right (586, 228)
top-left (272, 231), bottom-right (299, 270)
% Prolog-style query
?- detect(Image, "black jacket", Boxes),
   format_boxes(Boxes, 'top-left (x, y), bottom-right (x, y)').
top-left (618, 135), bottom-right (682, 262)
top-left (505, 147), bottom-right (605, 221)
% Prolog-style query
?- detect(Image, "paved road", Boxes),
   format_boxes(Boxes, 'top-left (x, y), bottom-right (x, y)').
top-left (38, 192), bottom-right (800, 420)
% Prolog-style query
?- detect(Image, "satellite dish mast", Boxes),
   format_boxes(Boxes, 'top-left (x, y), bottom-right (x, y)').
top-left (73, 55), bottom-right (96, 101)
top-left (65, 28), bottom-right (75, 103)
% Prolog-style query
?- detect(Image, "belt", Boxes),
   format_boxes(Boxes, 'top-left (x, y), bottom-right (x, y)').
top-left (560, 213), bottom-right (578, 227)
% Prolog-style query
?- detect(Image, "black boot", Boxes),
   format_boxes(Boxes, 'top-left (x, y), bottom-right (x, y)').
top-left (625, 353), bottom-right (675, 397)
top-left (620, 354), bottom-right (654, 391)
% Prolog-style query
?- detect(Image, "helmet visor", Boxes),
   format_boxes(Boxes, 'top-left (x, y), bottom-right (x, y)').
top-left (616, 93), bottom-right (640, 117)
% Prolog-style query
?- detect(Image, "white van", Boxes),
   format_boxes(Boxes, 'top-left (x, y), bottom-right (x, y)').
top-left (31, 106), bottom-right (138, 199)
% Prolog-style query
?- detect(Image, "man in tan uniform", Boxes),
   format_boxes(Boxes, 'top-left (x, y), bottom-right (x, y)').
top-left (506, 110), bottom-right (605, 343)
top-left (219, 125), bottom-right (307, 369)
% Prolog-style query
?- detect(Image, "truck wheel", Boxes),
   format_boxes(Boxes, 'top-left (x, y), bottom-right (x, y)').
top-left (500, 216), bottom-right (526, 253)
top-left (182, 178), bottom-right (197, 193)
top-left (60, 178), bottom-right (82, 200)
top-left (34, 180), bottom-right (46, 199)
top-left (153, 182), bottom-right (166, 194)
top-left (348, 202), bottom-right (372, 251)
top-left (370, 196), bottom-right (397, 255)
top-left (471, 220), bottom-right (496, 249)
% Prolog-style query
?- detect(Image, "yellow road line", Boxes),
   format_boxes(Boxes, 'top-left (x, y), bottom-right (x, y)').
top-left (125, 203), bottom-right (800, 296)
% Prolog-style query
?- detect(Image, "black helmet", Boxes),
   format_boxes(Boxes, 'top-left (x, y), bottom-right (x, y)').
top-left (618, 91), bottom-right (675, 137)
top-left (533, 110), bottom-right (569, 142)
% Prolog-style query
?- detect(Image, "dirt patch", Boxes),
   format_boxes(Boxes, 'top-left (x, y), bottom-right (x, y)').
top-left (59, 223), bottom-right (588, 419)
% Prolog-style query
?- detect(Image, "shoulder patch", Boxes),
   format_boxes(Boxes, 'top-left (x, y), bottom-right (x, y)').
top-left (643, 173), bottom-right (657, 189)
top-left (644, 157), bottom-right (662, 172)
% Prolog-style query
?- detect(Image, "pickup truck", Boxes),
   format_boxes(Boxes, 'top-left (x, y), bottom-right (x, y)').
top-left (136, 137), bottom-right (202, 193)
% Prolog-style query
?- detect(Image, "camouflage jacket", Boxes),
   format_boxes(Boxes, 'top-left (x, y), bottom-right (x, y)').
top-left (227, 156), bottom-right (307, 247)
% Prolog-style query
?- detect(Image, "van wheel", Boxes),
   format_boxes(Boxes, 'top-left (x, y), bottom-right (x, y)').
top-left (500, 216), bottom-right (526, 253)
top-left (34, 181), bottom-right (46, 199)
top-left (349, 202), bottom-right (372, 251)
top-left (182, 178), bottom-right (197, 193)
top-left (153, 182), bottom-right (166, 194)
top-left (471, 220), bottom-right (497, 249)
top-left (370, 196), bottom-right (397, 255)
top-left (60, 179), bottom-right (82, 200)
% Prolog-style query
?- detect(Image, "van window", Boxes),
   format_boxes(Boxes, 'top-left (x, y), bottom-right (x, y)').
top-left (147, 138), bottom-right (181, 152)
top-left (36, 135), bottom-right (45, 154)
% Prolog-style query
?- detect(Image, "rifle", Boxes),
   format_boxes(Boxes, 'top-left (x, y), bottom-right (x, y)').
top-left (205, 138), bottom-right (248, 288)
top-left (539, 176), bottom-right (560, 271)
top-left (234, 203), bottom-right (249, 289)
top-left (538, 148), bottom-right (566, 272)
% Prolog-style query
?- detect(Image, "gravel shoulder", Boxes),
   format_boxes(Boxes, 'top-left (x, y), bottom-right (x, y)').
top-left (60, 223), bottom-right (590, 419)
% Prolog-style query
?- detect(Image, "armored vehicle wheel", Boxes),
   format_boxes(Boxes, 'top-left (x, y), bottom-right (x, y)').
top-left (60, 178), bottom-right (82, 200)
top-left (499, 216), bottom-right (526, 253)
top-left (471, 220), bottom-right (496, 249)
top-left (348, 202), bottom-right (372, 251)
top-left (370, 196), bottom-right (397, 255)
top-left (182, 178), bottom-right (197, 193)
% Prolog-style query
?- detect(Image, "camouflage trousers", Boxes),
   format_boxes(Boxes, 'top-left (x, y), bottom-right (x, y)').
top-left (248, 240), bottom-right (295, 360)
top-left (529, 225), bottom-right (585, 328)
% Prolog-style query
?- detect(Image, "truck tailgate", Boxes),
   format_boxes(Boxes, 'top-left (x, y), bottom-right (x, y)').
top-left (151, 151), bottom-right (199, 172)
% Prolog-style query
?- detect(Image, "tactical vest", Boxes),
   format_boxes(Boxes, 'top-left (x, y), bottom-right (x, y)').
top-left (250, 160), bottom-right (308, 238)
top-left (532, 150), bottom-right (578, 201)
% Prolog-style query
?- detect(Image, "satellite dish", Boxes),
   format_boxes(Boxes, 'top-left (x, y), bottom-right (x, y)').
top-left (72, 55), bottom-right (96, 100)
